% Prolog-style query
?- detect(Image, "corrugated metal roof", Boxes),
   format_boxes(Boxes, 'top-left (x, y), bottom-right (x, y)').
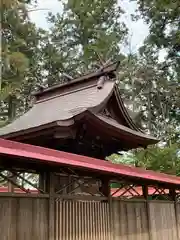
top-left (0, 138), bottom-right (179, 187)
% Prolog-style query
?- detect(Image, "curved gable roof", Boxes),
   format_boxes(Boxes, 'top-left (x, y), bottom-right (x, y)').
top-left (0, 80), bottom-right (114, 137)
top-left (0, 62), bottom-right (158, 147)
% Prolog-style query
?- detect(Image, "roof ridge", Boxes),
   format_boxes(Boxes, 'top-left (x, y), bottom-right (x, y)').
top-left (34, 61), bottom-right (120, 97)
top-left (36, 83), bottom-right (97, 104)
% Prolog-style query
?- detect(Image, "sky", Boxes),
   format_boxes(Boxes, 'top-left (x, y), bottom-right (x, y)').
top-left (29, 0), bottom-right (149, 53)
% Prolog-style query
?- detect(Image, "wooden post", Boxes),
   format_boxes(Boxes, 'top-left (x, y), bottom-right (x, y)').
top-left (108, 193), bottom-right (114, 240)
top-left (142, 185), bottom-right (148, 200)
top-left (169, 188), bottom-right (176, 201)
top-left (175, 201), bottom-right (179, 239)
top-left (39, 172), bottom-right (47, 192)
top-left (7, 171), bottom-right (16, 193)
top-left (146, 200), bottom-right (153, 240)
top-left (142, 185), bottom-right (152, 240)
top-left (100, 178), bottom-right (110, 197)
top-left (48, 172), bottom-right (55, 240)
top-left (170, 188), bottom-right (179, 239)
top-left (100, 178), bottom-right (114, 239)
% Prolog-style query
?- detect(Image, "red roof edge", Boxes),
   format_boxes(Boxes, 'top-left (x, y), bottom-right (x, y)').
top-left (0, 138), bottom-right (180, 187)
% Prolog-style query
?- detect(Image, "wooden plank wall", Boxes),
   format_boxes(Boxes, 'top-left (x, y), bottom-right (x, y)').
top-left (148, 202), bottom-right (178, 240)
top-left (113, 200), bottom-right (150, 240)
top-left (0, 197), bottom-right (179, 240)
top-left (55, 200), bottom-right (111, 240)
top-left (0, 197), bottom-right (48, 240)
top-left (113, 200), bottom-right (179, 240)
top-left (176, 203), bottom-right (180, 240)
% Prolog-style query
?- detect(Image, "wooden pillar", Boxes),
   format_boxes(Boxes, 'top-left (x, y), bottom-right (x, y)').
top-left (7, 171), bottom-right (16, 192)
top-left (170, 188), bottom-right (179, 239)
top-left (169, 188), bottom-right (176, 201)
top-left (142, 185), bottom-right (152, 240)
top-left (100, 178), bottom-right (110, 197)
top-left (142, 185), bottom-right (148, 200)
top-left (39, 172), bottom-right (47, 192)
top-left (48, 172), bottom-right (55, 240)
top-left (175, 200), bottom-right (179, 239)
top-left (100, 178), bottom-right (114, 238)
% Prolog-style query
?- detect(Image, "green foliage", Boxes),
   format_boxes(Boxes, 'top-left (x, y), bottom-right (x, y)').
top-left (108, 144), bottom-right (180, 176)
top-left (130, 0), bottom-right (180, 129)
top-left (134, 144), bottom-right (180, 175)
top-left (134, 0), bottom-right (180, 67)
top-left (1, 0), bottom-right (42, 123)
top-left (9, 52), bottom-right (29, 73)
top-left (47, 0), bottom-right (127, 79)
top-left (118, 44), bottom-right (180, 140)
top-left (107, 152), bottom-right (136, 166)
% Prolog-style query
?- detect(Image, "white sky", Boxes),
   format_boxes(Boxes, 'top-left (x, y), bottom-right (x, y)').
top-left (29, 0), bottom-right (149, 53)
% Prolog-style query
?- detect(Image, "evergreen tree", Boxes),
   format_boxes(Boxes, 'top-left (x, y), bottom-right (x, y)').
top-left (134, 0), bottom-right (180, 74)
top-left (46, 0), bottom-right (127, 85)
top-left (108, 143), bottom-right (180, 176)
top-left (1, 0), bottom-right (43, 123)
top-left (123, 0), bottom-right (180, 137)
top-left (118, 44), bottom-right (179, 140)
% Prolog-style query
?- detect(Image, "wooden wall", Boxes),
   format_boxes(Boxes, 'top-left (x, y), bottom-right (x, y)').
top-left (55, 200), bottom-right (111, 240)
top-left (113, 200), bottom-right (180, 240)
top-left (0, 196), bottom-right (179, 240)
top-left (0, 197), bottom-right (48, 240)
top-left (113, 201), bottom-right (149, 240)
top-left (148, 202), bottom-right (178, 240)
top-left (176, 203), bottom-right (180, 239)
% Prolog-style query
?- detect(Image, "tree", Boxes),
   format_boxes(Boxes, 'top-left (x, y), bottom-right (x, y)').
top-left (133, 0), bottom-right (180, 74)
top-left (118, 46), bottom-right (179, 140)
top-left (108, 143), bottom-right (180, 176)
top-left (131, 0), bottom-right (180, 127)
top-left (46, 0), bottom-right (127, 82)
top-left (1, 0), bottom-right (44, 123)
top-left (135, 144), bottom-right (180, 176)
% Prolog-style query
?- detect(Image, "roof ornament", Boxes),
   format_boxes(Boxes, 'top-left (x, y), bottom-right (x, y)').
top-left (95, 51), bottom-right (112, 71)
top-left (95, 51), bottom-right (112, 89)
top-left (97, 75), bottom-right (109, 89)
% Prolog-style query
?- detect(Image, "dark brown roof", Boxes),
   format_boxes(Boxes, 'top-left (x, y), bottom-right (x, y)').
top-left (0, 80), bottom-right (114, 137)
top-left (34, 61), bottom-right (120, 98)
top-left (95, 114), bottom-right (157, 145)
top-left (0, 61), bottom-right (158, 146)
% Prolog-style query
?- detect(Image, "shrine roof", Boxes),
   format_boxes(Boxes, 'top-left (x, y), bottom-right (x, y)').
top-left (0, 61), bottom-right (158, 148)
top-left (0, 80), bottom-right (115, 137)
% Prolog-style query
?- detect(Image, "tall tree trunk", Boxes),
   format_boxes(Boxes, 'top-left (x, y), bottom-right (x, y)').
top-left (8, 95), bottom-right (16, 121)
top-left (147, 88), bottom-right (152, 133)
